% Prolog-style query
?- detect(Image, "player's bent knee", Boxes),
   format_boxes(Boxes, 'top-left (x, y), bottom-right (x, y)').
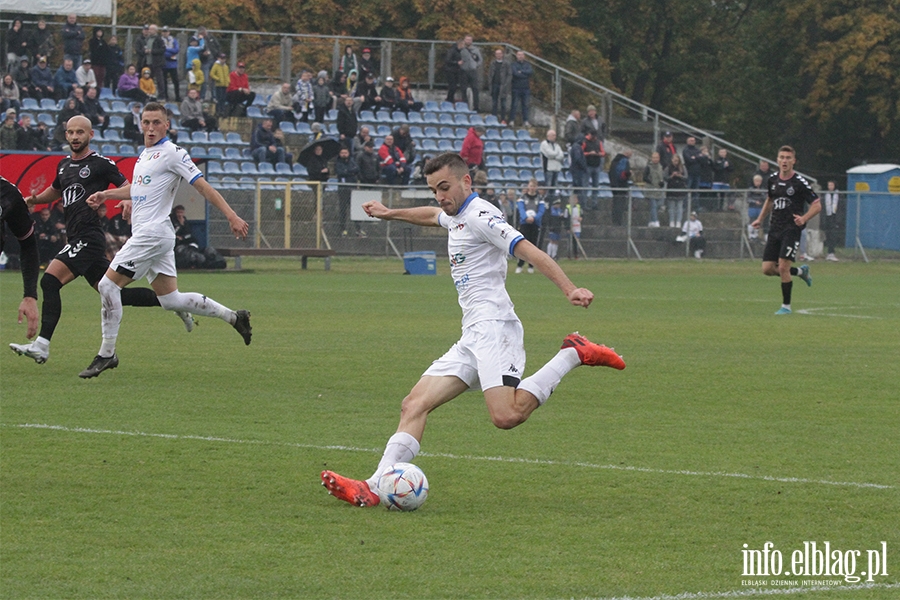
top-left (490, 412), bottom-right (527, 430)
top-left (40, 272), bottom-right (63, 294)
top-left (97, 276), bottom-right (121, 298)
top-left (156, 290), bottom-right (185, 311)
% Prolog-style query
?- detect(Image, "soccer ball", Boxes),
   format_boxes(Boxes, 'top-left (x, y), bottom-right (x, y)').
top-left (376, 463), bottom-right (429, 511)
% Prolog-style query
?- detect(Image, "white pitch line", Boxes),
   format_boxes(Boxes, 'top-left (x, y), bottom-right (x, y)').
top-left (795, 307), bottom-right (879, 319)
top-left (589, 581), bottom-right (900, 600)
top-left (7, 423), bottom-right (895, 490)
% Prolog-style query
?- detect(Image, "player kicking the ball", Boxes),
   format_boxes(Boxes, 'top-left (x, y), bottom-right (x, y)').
top-left (79, 102), bottom-right (252, 378)
top-left (321, 153), bottom-right (625, 507)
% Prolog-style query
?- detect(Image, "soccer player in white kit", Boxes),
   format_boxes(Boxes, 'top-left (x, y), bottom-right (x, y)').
top-left (321, 153), bottom-right (626, 508)
top-left (80, 102), bottom-right (252, 378)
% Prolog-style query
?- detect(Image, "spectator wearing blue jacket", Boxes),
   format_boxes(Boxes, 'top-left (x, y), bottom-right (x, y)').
top-left (53, 59), bottom-right (79, 100)
top-left (515, 179), bottom-right (546, 273)
top-left (161, 27), bottom-right (181, 101)
top-left (509, 51), bottom-right (533, 127)
top-left (30, 57), bottom-right (55, 99)
top-left (185, 36), bottom-right (205, 72)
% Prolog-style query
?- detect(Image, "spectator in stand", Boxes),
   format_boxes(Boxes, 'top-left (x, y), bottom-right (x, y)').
top-left (339, 45), bottom-right (358, 79)
top-left (569, 194), bottom-right (583, 259)
top-left (563, 108), bottom-right (581, 146)
top-left (746, 173), bottom-right (766, 240)
top-left (582, 129), bottom-right (604, 210)
top-left (16, 114), bottom-right (49, 151)
top-left (225, 61), bottom-right (255, 116)
top-left (293, 69), bottom-right (314, 122)
top-left (61, 14), bottom-right (86, 68)
top-left (379, 135), bottom-right (408, 185)
top-left (334, 145), bottom-right (360, 236)
top-left (680, 211), bottom-right (706, 258)
top-left (54, 59), bottom-right (79, 100)
top-left (568, 135), bottom-right (588, 208)
top-left (821, 181), bottom-right (840, 261)
top-left (0, 109), bottom-right (20, 149)
top-left (444, 39), bottom-right (464, 103)
top-left (33, 205), bottom-right (62, 265)
top-left (665, 154), bottom-right (688, 228)
top-left (682, 135), bottom-right (703, 211)
top-left (28, 19), bottom-right (54, 64)
top-left (483, 185), bottom-right (499, 208)
top-left (355, 72), bottom-right (380, 113)
top-left (515, 178), bottom-right (546, 273)
top-left (13, 58), bottom-right (34, 101)
top-left (185, 35), bottom-right (205, 80)
top-left (540, 130), bottom-right (565, 197)
top-left (345, 69), bottom-right (360, 98)
top-left (331, 70), bottom-right (348, 99)
top-left (196, 27), bottom-right (220, 101)
top-left (30, 57), bottom-right (54, 100)
top-left (123, 102), bottom-right (143, 143)
top-left (251, 118), bottom-right (286, 166)
top-left (337, 95), bottom-right (359, 151)
top-left (132, 24), bottom-right (150, 72)
top-left (391, 123), bottom-right (416, 165)
top-left (139, 66), bottom-right (157, 99)
top-left (643, 151), bottom-right (665, 227)
top-left (488, 48), bottom-right (511, 124)
top-left (106, 207), bottom-right (131, 258)
top-left (117, 65), bottom-right (148, 102)
top-left (357, 139), bottom-right (380, 185)
top-left (545, 197), bottom-right (569, 260)
top-left (105, 36), bottom-right (124, 93)
top-left (68, 86), bottom-right (86, 112)
top-left (608, 149), bottom-right (633, 226)
top-left (460, 126), bottom-right (485, 174)
top-left (147, 25), bottom-right (166, 100)
top-left (713, 147), bottom-right (734, 209)
top-left (209, 53), bottom-right (229, 114)
top-left (379, 76), bottom-right (399, 113)
top-left (396, 76), bottom-right (423, 114)
top-left (267, 82), bottom-right (295, 124)
top-left (6, 20), bottom-right (29, 70)
top-left (75, 59), bottom-right (97, 90)
top-left (498, 187), bottom-right (517, 225)
top-left (313, 72), bottom-right (332, 122)
top-left (82, 87), bottom-right (107, 132)
top-left (1, 75), bottom-right (21, 113)
top-left (697, 146), bottom-right (715, 211)
top-left (187, 58), bottom-right (204, 93)
top-left (160, 27), bottom-right (180, 102)
top-left (754, 159), bottom-right (772, 181)
top-left (510, 51), bottom-right (533, 127)
top-left (354, 125), bottom-right (372, 151)
top-left (581, 105), bottom-right (604, 140)
top-left (358, 47), bottom-right (376, 81)
top-left (656, 131), bottom-right (677, 169)
top-left (460, 35), bottom-right (482, 111)
top-left (88, 28), bottom-right (109, 90)
top-left (305, 144), bottom-right (331, 182)
top-left (181, 88), bottom-right (217, 133)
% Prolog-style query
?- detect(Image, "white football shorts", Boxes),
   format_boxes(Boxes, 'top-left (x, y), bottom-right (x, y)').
top-left (422, 319), bottom-right (526, 391)
top-left (110, 234), bottom-right (177, 283)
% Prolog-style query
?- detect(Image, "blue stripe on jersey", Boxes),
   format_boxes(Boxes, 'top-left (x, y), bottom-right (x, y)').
top-left (189, 172), bottom-right (203, 184)
top-left (152, 136), bottom-right (169, 147)
top-left (457, 192), bottom-right (478, 215)
top-left (508, 235), bottom-right (524, 255)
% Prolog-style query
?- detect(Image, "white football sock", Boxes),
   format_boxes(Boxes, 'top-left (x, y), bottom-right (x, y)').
top-left (98, 276), bottom-right (123, 357)
top-left (32, 336), bottom-right (50, 351)
top-left (157, 290), bottom-right (235, 323)
top-left (366, 431), bottom-right (420, 490)
top-left (516, 347), bottom-right (581, 405)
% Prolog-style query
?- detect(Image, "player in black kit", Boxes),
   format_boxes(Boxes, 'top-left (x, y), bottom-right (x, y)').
top-left (9, 116), bottom-right (192, 365)
top-left (1, 176), bottom-right (41, 338)
top-left (751, 146), bottom-right (820, 314)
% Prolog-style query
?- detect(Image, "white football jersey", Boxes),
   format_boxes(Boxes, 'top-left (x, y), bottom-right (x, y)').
top-left (437, 194), bottom-right (524, 329)
top-left (129, 138), bottom-right (203, 237)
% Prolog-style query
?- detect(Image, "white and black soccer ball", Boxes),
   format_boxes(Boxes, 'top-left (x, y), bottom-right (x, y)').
top-left (376, 463), bottom-right (429, 511)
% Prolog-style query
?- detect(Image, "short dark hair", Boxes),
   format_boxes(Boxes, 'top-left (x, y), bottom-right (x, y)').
top-left (423, 152), bottom-right (468, 177)
top-left (778, 145), bottom-right (796, 156)
top-left (141, 102), bottom-right (168, 119)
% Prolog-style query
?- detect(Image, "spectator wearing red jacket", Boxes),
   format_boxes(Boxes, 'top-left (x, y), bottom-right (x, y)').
top-left (378, 135), bottom-right (408, 185)
top-left (460, 126), bottom-right (485, 172)
top-left (225, 62), bottom-right (255, 116)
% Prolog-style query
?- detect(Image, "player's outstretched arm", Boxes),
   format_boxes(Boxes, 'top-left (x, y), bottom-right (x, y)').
top-left (363, 200), bottom-right (442, 227)
top-left (513, 239), bottom-right (593, 308)
top-left (86, 183), bottom-right (132, 208)
top-left (26, 186), bottom-right (61, 207)
top-left (193, 177), bottom-right (249, 239)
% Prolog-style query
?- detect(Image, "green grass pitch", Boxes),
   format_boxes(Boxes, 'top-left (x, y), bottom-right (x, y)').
top-left (1, 257), bottom-right (898, 599)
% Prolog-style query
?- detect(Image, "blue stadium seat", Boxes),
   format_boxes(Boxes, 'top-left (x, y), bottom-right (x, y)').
top-left (292, 163), bottom-right (308, 177)
top-left (376, 124), bottom-right (391, 136)
top-left (469, 114), bottom-right (485, 126)
top-left (104, 130), bottom-right (122, 142)
top-left (375, 110), bottom-right (393, 123)
top-left (484, 115), bottom-right (500, 127)
top-left (517, 156), bottom-right (533, 168)
top-left (118, 144), bottom-right (136, 155)
top-left (408, 126), bottom-right (424, 138)
top-left (532, 156), bottom-right (542, 169)
top-left (391, 111), bottom-right (408, 123)
top-left (238, 177), bottom-right (255, 190)
top-left (518, 169), bottom-right (534, 182)
top-left (439, 126), bottom-right (455, 139)
top-left (454, 102), bottom-right (471, 113)
top-left (424, 101), bottom-right (440, 112)
top-left (420, 139), bottom-right (438, 152)
top-left (240, 162), bottom-right (258, 175)
top-left (502, 156), bottom-right (517, 167)
top-left (110, 100), bottom-right (128, 114)
top-left (438, 113), bottom-right (454, 125)
top-left (207, 161), bottom-right (224, 174)
top-left (517, 129), bottom-right (535, 141)
top-left (501, 129), bottom-right (517, 140)
top-left (484, 129), bottom-right (501, 141)
top-left (165, 103), bottom-right (181, 116)
top-left (534, 170), bottom-right (545, 183)
top-left (500, 141), bottom-right (516, 155)
top-left (530, 142), bottom-right (541, 153)
top-left (326, 123), bottom-right (339, 135)
top-left (108, 115), bottom-right (125, 129)
top-left (453, 114), bottom-right (469, 126)
top-left (21, 98), bottom-right (39, 111)
top-left (484, 141), bottom-right (500, 154)
top-left (327, 109), bottom-right (338, 121)
top-left (101, 144), bottom-right (118, 155)
top-left (439, 101), bottom-right (456, 112)
top-left (252, 94), bottom-right (267, 105)
top-left (406, 111), bottom-right (423, 124)
top-left (598, 172), bottom-right (611, 184)
top-left (515, 141), bottom-right (532, 154)
top-left (191, 131), bottom-right (209, 144)
top-left (279, 121), bottom-right (296, 133)
top-left (485, 155), bottom-right (502, 168)
top-left (219, 176), bottom-right (239, 189)
top-left (40, 98), bottom-right (57, 110)
top-left (455, 127), bottom-right (469, 139)
top-left (437, 139), bottom-right (454, 152)
top-left (453, 139), bottom-right (463, 152)
top-left (487, 167), bottom-right (503, 181)
top-left (225, 132), bottom-right (247, 145)
top-left (359, 109), bottom-right (376, 122)
top-left (38, 113), bottom-right (55, 126)
top-left (423, 126), bottom-right (439, 138)
top-left (257, 162), bottom-right (275, 175)
top-left (99, 87), bottom-right (114, 99)
top-left (503, 168), bottom-right (519, 181)
top-left (223, 161), bottom-right (241, 174)
top-left (224, 147), bottom-right (243, 160)
top-left (295, 122), bottom-right (312, 134)
top-left (207, 146), bottom-right (224, 159)
top-left (189, 146), bottom-right (209, 158)
top-left (421, 111), bottom-right (440, 124)
top-left (208, 131), bottom-right (226, 145)
top-left (630, 186), bottom-right (645, 199)
top-left (246, 106), bottom-right (263, 118)
top-left (275, 162), bottom-right (293, 175)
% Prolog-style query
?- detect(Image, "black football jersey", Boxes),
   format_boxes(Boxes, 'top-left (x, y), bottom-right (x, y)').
top-left (51, 152), bottom-right (127, 240)
top-left (767, 172), bottom-right (818, 232)
top-left (1, 175), bottom-right (35, 249)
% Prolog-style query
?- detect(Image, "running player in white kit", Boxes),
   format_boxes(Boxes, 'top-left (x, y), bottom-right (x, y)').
top-left (80, 102), bottom-right (252, 378)
top-left (321, 152), bottom-right (626, 508)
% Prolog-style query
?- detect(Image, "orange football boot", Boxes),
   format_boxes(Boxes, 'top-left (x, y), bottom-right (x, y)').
top-left (321, 470), bottom-right (380, 507)
top-left (561, 332), bottom-right (626, 370)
